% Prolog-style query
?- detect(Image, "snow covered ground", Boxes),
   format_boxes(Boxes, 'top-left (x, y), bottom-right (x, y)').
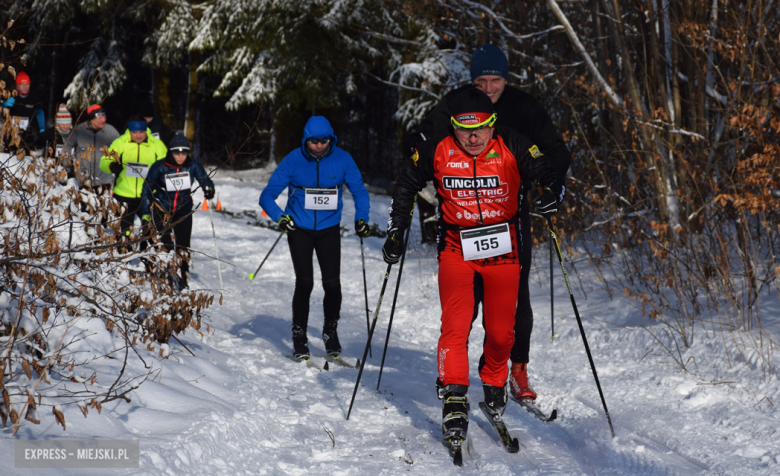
top-left (2, 165), bottom-right (779, 475)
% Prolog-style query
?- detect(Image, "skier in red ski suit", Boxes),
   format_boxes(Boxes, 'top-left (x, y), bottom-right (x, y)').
top-left (383, 87), bottom-right (563, 449)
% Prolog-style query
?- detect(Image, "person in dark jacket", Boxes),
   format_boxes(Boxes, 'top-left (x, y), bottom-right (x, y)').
top-left (2, 72), bottom-right (46, 153)
top-left (407, 44), bottom-right (572, 402)
top-left (141, 132), bottom-right (215, 290)
top-left (259, 116), bottom-right (371, 362)
top-left (139, 101), bottom-right (173, 145)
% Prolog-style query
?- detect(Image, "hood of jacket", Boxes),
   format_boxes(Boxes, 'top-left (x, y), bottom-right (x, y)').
top-left (300, 116), bottom-right (337, 160)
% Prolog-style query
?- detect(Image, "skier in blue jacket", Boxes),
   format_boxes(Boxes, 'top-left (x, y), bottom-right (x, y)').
top-left (260, 116), bottom-right (371, 361)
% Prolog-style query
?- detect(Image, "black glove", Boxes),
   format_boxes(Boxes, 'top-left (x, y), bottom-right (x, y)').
top-left (533, 181), bottom-right (565, 219)
top-left (382, 227), bottom-right (404, 264)
top-left (108, 161), bottom-right (122, 176)
top-left (203, 186), bottom-right (215, 200)
top-left (278, 214), bottom-right (297, 233)
top-left (355, 219), bottom-right (370, 237)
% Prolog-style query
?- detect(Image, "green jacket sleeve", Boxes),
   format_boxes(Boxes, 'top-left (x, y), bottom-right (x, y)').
top-left (99, 138), bottom-right (122, 174)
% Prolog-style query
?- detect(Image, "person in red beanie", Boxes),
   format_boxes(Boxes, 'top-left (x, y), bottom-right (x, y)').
top-left (2, 71), bottom-right (46, 153)
top-left (69, 104), bottom-right (120, 191)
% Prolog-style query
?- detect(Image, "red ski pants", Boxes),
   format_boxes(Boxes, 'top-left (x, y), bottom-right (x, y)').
top-left (437, 252), bottom-right (520, 388)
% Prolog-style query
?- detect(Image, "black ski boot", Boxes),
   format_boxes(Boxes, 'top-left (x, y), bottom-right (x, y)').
top-left (441, 384), bottom-right (469, 465)
top-left (292, 325), bottom-right (310, 361)
top-left (479, 383), bottom-right (519, 453)
top-left (482, 383), bottom-right (508, 417)
top-left (435, 377), bottom-right (446, 399)
top-left (322, 321), bottom-right (341, 357)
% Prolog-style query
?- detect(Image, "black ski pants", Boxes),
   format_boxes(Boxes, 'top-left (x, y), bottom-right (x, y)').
top-left (115, 194), bottom-right (143, 235)
top-left (473, 195), bottom-right (533, 364)
top-left (153, 209), bottom-right (193, 279)
top-left (288, 225), bottom-right (342, 334)
top-left (114, 194), bottom-right (148, 251)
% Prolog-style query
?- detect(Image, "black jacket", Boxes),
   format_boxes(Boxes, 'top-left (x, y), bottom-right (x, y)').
top-left (409, 85), bottom-right (571, 186)
top-left (7, 92), bottom-right (45, 137)
top-left (148, 117), bottom-right (173, 145)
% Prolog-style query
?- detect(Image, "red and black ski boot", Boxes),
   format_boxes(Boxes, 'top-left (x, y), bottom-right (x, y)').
top-left (509, 362), bottom-right (537, 401)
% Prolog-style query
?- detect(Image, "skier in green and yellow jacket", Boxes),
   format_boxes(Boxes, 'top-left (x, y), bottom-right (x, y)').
top-left (100, 115), bottom-right (168, 242)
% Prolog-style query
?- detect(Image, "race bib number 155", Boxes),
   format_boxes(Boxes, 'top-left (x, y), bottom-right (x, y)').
top-left (460, 223), bottom-right (512, 261)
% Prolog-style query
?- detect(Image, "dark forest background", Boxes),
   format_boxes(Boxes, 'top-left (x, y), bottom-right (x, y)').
top-left (2, 0), bottom-right (779, 371)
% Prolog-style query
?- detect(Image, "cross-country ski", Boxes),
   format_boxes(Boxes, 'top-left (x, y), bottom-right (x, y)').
top-left (515, 397), bottom-right (558, 423)
top-left (2, 11), bottom-right (778, 476)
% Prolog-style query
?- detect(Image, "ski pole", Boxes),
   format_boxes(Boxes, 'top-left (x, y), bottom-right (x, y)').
top-left (547, 217), bottom-right (615, 437)
top-left (347, 263), bottom-right (393, 420)
top-left (551, 231), bottom-right (558, 340)
top-left (249, 230), bottom-right (284, 280)
top-left (207, 200), bottom-right (224, 290)
top-left (376, 226), bottom-right (411, 390)
top-left (360, 236), bottom-right (372, 358)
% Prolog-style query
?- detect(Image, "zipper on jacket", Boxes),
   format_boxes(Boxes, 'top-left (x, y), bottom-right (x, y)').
top-left (314, 159), bottom-right (320, 230)
top-left (173, 165), bottom-right (181, 212)
top-left (472, 156), bottom-right (484, 226)
top-left (136, 142), bottom-right (141, 196)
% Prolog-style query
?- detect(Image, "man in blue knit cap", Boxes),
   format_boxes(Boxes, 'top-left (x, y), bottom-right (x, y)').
top-left (405, 44), bottom-right (572, 404)
top-left (260, 116), bottom-right (371, 362)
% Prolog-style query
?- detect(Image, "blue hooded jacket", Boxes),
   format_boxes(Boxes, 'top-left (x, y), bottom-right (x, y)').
top-left (259, 116), bottom-right (370, 231)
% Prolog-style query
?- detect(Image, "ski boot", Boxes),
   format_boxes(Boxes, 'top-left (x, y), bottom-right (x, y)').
top-left (509, 362), bottom-right (537, 401)
top-left (322, 321), bottom-right (341, 357)
top-left (482, 383), bottom-right (508, 417)
top-left (441, 384), bottom-right (469, 465)
top-left (480, 383), bottom-right (519, 453)
top-left (292, 325), bottom-right (310, 361)
top-left (435, 378), bottom-right (446, 399)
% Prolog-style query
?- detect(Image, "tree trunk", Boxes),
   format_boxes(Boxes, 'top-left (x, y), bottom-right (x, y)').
top-left (48, 42), bottom-right (58, 129)
top-left (605, 0), bottom-right (678, 230)
top-left (153, 68), bottom-right (172, 128)
top-left (184, 52), bottom-right (199, 145)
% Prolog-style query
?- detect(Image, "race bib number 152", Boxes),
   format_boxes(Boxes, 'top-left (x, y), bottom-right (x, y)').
top-left (304, 188), bottom-right (338, 210)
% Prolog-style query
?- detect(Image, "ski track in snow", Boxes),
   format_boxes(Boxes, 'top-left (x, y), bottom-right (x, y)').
top-left (2, 166), bottom-right (779, 475)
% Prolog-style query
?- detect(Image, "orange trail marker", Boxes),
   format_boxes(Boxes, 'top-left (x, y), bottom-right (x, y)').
top-left (261, 210), bottom-right (268, 218)
top-left (201, 200), bottom-right (209, 211)
top-left (216, 201), bottom-right (222, 211)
